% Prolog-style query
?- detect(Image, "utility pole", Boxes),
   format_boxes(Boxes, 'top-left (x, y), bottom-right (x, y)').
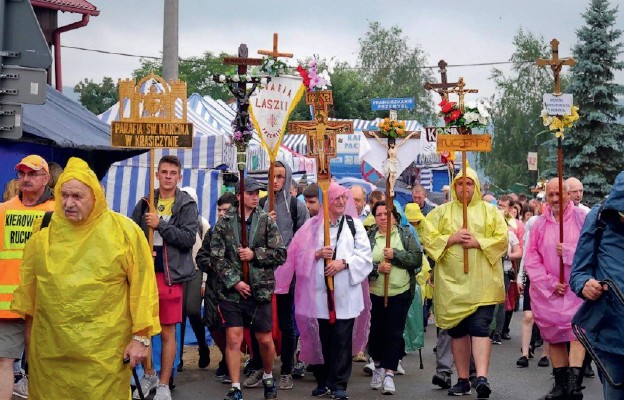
top-left (162, 0), bottom-right (178, 81)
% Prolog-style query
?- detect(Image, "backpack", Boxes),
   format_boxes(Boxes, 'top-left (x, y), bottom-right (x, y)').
top-left (259, 195), bottom-right (301, 233)
top-left (41, 211), bottom-right (53, 229)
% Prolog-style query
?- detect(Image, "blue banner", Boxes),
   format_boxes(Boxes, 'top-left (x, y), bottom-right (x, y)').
top-left (371, 97), bottom-right (415, 111)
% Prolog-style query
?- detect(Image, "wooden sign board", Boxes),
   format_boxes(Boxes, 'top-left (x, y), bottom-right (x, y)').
top-left (437, 134), bottom-right (492, 153)
top-left (111, 121), bottom-right (193, 148)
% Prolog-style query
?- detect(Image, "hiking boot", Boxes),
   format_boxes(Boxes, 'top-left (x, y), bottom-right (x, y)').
top-left (216, 362), bottom-right (228, 381)
top-left (545, 367), bottom-right (568, 400)
top-left (352, 351), bottom-right (367, 362)
top-left (396, 359), bottom-right (405, 375)
top-left (475, 376), bottom-right (491, 399)
top-left (363, 358), bottom-right (374, 376)
top-left (311, 386), bottom-right (331, 397)
top-left (133, 373), bottom-right (159, 399)
top-left (263, 377), bottom-right (278, 399)
top-left (502, 332), bottom-right (511, 340)
top-left (432, 371), bottom-right (452, 389)
top-left (371, 368), bottom-right (384, 390)
top-left (332, 389), bottom-right (349, 399)
top-left (583, 363), bottom-right (595, 378)
top-left (278, 374), bottom-right (293, 390)
top-left (12, 373), bottom-right (28, 399)
top-left (382, 374), bottom-right (396, 395)
top-left (243, 369), bottom-right (263, 388)
top-left (199, 346), bottom-right (210, 369)
top-left (292, 361), bottom-right (306, 379)
top-left (224, 387), bottom-right (243, 400)
top-left (516, 356), bottom-right (529, 368)
top-left (153, 384), bottom-right (172, 400)
top-left (568, 367), bottom-right (585, 400)
top-left (490, 333), bottom-right (502, 345)
top-left (538, 356), bottom-right (550, 368)
top-left (447, 379), bottom-right (471, 396)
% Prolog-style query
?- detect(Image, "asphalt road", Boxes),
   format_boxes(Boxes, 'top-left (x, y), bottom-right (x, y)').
top-left (167, 312), bottom-right (605, 400)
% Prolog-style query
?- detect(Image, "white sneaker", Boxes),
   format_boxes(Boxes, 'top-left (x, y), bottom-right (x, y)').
top-left (133, 374), bottom-right (159, 399)
top-left (383, 374), bottom-right (396, 395)
top-left (371, 368), bottom-right (384, 390)
top-left (396, 359), bottom-right (405, 375)
top-left (13, 372), bottom-right (28, 399)
top-left (153, 384), bottom-right (172, 400)
top-left (363, 357), bottom-right (375, 376)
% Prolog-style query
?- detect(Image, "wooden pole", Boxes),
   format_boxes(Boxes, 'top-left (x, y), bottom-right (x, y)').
top-left (146, 148), bottom-right (155, 371)
top-left (462, 150), bottom-right (469, 274)
top-left (384, 183), bottom-right (393, 307)
top-left (238, 164), bottom-right (250, 284)
top-left (557, 137), bottom-right (564, 283)
top-left (268, 160), bottom-right (275, 212)
top-left (319, 180), bottom-right (336, 324)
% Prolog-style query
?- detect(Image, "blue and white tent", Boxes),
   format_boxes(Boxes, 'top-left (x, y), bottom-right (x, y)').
top-left (99, 97), bottom-right (234, 226)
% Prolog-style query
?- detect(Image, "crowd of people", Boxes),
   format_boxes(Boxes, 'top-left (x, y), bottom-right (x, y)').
top-left (0, 154), bottom-right (622, 400)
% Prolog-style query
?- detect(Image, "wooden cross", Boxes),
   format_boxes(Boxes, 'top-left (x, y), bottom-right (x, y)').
top-left (426, 76), bottom-right (491, 274)
top-left (536, 38), bottom-right (576, 283)
top-left (215, 44), bottom-right (265, 285)
top-left (257, 32), bottom-right (294, 59)
top-left (362, 110), bottom-right (420, 306)
top-left (536, 39), bottom-right (576, 96)
top-left (423, 60), bottom-right (459, 101)
top-left (286, 90), bottom-right (353, 324)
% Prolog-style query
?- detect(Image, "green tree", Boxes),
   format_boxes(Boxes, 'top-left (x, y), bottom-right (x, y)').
top-left (357, 21), bottom-right (436, 124)
top-left (478, 29), bottom-right (553, 192)
top-left (74, 77), bottom-right (118, 114)
top-left (132, 51), bottom-right (236, 100)
top-left (562, 0), bottom-right (624, 205)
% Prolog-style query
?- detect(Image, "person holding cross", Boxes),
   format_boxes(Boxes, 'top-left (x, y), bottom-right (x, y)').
top-left (424, 167), bottom-right (508, 398)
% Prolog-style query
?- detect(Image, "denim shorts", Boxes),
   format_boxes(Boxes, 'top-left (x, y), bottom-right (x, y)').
top-left (448, 305), bottom-right (496, 338)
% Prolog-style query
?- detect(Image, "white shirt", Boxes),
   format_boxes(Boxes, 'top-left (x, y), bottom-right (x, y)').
top-left (312, 216), bottom-right (373, 319)
top-left (504, 231), bottom-right (520, 272)
top-left (577, 203), bottom-right (591, 214)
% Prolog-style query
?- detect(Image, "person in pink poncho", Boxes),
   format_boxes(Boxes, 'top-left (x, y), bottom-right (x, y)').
top-left (524, 178), bottom-right (587, 400)
top-left (274, 182), bottom-right (372, 400)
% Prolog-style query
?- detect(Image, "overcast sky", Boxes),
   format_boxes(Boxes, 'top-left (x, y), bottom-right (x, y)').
top-left (59, 0), bottom-right (624, 104)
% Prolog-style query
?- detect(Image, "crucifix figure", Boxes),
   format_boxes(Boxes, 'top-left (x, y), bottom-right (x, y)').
top-left (212, 43), bottom-right (266, 284)
top-left (536, 38), bottom-right (576, 283)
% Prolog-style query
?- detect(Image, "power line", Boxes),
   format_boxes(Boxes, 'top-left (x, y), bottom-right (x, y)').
top-left (61, 44), bottom-right (533, 69)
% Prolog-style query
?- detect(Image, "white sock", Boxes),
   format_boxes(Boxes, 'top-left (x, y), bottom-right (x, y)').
top-left (263, 372), bottom-right (273, 379)
top-left (232, 382), bottom-right (241, 389)
top-left (386, 371), bottom-right (394, 377)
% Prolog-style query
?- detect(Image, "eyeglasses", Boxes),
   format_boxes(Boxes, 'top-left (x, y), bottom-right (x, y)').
top-left (17, 171), bottom-right (47, 179)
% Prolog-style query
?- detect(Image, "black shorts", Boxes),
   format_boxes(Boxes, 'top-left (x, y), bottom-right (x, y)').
top-left (523, 276), bottom-right (532, 311)
top-left (218, 297), bottom-right (273, 332)
top-left (447, 305), bottom-right (495, 338)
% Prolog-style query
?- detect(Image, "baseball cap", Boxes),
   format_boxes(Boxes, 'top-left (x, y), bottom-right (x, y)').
top-left (235, 177), bottom-right (264, 194)
top-left (404, 203), bottom-right (425, 223)
top-left (15, 155), bottom-right (49, 173)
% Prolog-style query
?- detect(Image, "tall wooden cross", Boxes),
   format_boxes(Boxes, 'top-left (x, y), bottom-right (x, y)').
top-left (426, 76), bottom-right (491, 274)
top-left (216, 44), bottom-right (265, 285)
top-left (286, 90), bottom-right (353, 324)
top-left (536, 38), bottom-right (576, 283)
top-left (362, 110), bottom-right (420, 306)
top-left (257, 33), bottom-right (294, 211)
top-left (424, 60), bottom-right (459, 101)
top-left (536, 39), bottom-right (576, 96)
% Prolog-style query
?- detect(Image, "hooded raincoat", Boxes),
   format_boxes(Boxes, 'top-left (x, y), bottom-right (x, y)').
top-left (11, 157), bottom-right (161, 400)
top-left (524, 200), bottom-right (586, 343)
top-left (424, 168), bottom-right (508, 329)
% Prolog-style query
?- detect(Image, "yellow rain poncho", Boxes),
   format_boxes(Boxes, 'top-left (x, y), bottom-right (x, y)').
top-left (12, 157), bottom-right (160, 400)
top-left (424, 167), bottom-right (507, 329)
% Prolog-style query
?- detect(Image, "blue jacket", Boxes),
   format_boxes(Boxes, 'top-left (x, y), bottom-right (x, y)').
top-left (570, 171), bottom-right (624, 353)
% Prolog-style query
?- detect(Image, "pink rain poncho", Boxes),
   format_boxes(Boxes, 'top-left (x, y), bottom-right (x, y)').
top-left (524, 200), bottom-right (586, 343)
top-left (274, 182), bottom-right (372, 364)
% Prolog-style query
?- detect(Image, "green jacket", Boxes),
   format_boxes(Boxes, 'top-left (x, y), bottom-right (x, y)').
top-left (210, 205), bottom-right (287, 303)
top-left (367, 224), bottom-right (423, 299)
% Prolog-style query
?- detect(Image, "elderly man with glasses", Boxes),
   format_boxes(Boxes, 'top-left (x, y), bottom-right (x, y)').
top-left (0, 155), bottom-right (56, 400)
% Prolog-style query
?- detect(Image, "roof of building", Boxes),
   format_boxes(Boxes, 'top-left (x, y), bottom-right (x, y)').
top-left (31, 0), bottom-right (100, 16)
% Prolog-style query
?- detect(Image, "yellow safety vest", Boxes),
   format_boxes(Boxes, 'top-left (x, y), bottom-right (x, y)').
top-left (0, 196), bottom-right (55, 319)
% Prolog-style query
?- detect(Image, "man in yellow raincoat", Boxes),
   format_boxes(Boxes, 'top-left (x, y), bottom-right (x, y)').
top-left (424, 167), bottom-right (507, 399)
top-left (11, 157), bottom-right (161, 400)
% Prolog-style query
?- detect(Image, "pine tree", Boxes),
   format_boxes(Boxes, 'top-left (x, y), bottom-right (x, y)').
top-left (562, 0), bottom-right (624, 205)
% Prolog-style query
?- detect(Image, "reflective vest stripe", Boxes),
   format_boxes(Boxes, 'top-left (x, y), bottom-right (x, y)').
top-left (0, 285), bottom-right (18, 294)
top-left (0, 250), bottom-right (23, 260)
top-left (0, 301), bottom-right (12, 310)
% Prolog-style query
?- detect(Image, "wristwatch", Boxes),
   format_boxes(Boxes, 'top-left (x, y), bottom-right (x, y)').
top-left (132, 335), bottom-right (150, 347)
top-left (342, 259), bottom-right (349, 269)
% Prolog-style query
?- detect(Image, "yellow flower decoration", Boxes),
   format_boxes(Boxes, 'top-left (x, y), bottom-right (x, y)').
top-left (541, 106), bottom-right (580, 138)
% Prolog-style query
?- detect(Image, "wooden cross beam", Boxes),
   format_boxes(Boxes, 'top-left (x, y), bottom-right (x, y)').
top-left (447, 77), bottom-right (478, 111)
top-left (423, 60), bottom-right (459, 101)
top-left (257, 32), bottom-right (294, 59)
top-left (536, 39), bottom-right (576, 96)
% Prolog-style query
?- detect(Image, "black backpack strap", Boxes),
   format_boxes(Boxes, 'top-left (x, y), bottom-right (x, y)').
top-left (259, 196), bottom-right (267, 209)
top-left (41, 211), bottom-right (53, 229)
top-left (345, 215), bottom-right (356, 237)
top-left (290, 196), bottom-right (299, 233)
top-left (593, 204), bottom-right (606, 259)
